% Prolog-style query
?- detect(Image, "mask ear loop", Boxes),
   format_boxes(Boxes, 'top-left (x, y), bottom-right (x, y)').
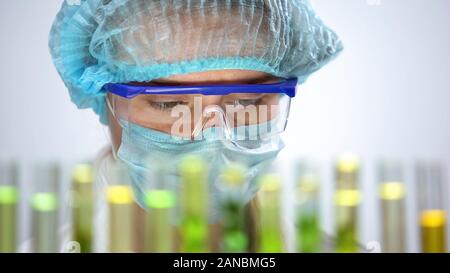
top-left (106, 93), bottom-right (117, 119)
top-left (105, 94), bottom-right (121, 160)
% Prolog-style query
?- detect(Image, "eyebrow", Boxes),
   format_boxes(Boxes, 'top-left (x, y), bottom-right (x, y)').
top-left (139, 94), bottom-right (193, 100)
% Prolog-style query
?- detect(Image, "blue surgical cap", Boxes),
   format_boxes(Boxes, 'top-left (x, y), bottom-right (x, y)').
top-left (49, 0), bottom-right (343, 124)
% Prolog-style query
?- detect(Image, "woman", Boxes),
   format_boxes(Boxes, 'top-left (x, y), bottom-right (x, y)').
top-left (49, 0), bottom-right (342, 252)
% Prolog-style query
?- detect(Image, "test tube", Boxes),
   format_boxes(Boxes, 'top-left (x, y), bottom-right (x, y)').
top-left (295, 162), bottom-right (321, 253)
top-left (31, 162), bottom-right (60, 253)
top-left (133, 202), bottom-right (146, 253)
top-left (258, 173), bottom-right (284, 253)
top-left (378, 160), bottom-right (406, 253)
top-left (107, 161), bottom-right (134, 253)
top-left (178, 155), bottom-right (209, 253)
top-left (334, 154), bottom-right (361, 253)
top-left (220, 163), bottom-right (248, 253)
top-left (142, 164), bottom-right (177, 253)
top-left (416, 161), bottom-right (448, 253)
top-left (144, 189), bottom-right (176, 253)
top-left (71, 163), bottom-right (94, 253)
top-left (0, 161), bottom-right (19, 253)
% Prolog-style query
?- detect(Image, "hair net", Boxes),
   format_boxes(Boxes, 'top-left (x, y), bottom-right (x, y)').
top-left (49, 0), bottom-right (343, 124)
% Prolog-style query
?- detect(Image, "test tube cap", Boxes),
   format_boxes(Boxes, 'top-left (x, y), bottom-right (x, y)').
top-left (72, 163), bottom-right (94, 184)
top-left (259, 173), bottom-right (282, 192)
top-left (336, 153), bottom-right (359, 173)
top-left (178, 155), bottom-right (207, 176)
top-left (221, 163), bottom-right (247, 187)
top-left (0, 186), bottom-right (18, 204)
top-left (144, 190), bottom-right (176, 209)
top-left (31, 192), bottom-right (58, 212)
top-left (107, 185), bottom-right (134, 204)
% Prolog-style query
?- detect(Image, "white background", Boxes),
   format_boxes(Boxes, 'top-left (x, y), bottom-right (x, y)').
top-left (0, 0), bottom-right (449, 252)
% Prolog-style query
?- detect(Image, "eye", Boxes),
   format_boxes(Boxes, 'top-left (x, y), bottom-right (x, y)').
top-left (148, 101), bottom-right (187, 111)
top-left (241, 98), bottom-right (262, 106)
top-left (232, 98), bottom-right (263, 107)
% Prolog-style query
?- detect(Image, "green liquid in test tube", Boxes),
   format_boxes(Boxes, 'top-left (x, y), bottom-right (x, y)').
top-left (0, 161), bottom-right (19, 253)
top-left (334, 154), bottom-right (361, 253)
top-left (179, 155), bottom-right (209, 253)
top-left (295, 162), bottom-right (321, 253)
top-left (72, 164), bottom-right (94, 253)
top-left (144, 190), bottom-right (176, 253)
top-left (32, 193), bottom-right (59, 253)
top-left (32, 162), bottom-right (59, 253)
top-left (378, 160), bottom-right (406, 253)
top-left (258, 173), bottom-right (284, 253)
top-left (220, 163), bottom-right (248, 253)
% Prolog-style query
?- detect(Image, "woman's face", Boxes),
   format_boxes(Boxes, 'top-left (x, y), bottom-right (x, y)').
top-left (108, 70), bottom-right (279, 152)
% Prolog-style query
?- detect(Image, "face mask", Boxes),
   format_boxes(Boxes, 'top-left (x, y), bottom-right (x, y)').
top-left (116, 121), bottom-right (285, 223)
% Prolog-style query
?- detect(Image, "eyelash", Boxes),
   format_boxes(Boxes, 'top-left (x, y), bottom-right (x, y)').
top-left (148, 98), bottom-right (265, 112)
top-left (149, 101), bottom-right (186, 111)
top-left (228, 98), bottom-right (264, 107)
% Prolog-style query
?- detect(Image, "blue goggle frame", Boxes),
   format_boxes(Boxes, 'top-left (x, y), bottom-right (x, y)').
top-left (103, 78), bottom-right (298, 99)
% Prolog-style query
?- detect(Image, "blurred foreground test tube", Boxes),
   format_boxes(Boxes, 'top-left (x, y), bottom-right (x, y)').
top-left (258, 173), bottom-right (284, 253)
top-left (0, 161), bottom-right (19, 253)
top-left (106, 161), bottom-right (134, 253)
top-left (72, 163), bottom-right (94, 253)
top-left (144, 189), bottom-right (176, 253)
top-left (334, 154), bottom-right (361, 253)
top-left (416, 161), bottom-right (448, 253)
top-left (378, 159), bottom-right (406, 253)
top-left (31, 162), bottom-right (60, 253)
top-left (179, 155), bottom-right (209, 253)
top-left (220, 163), bottom-right (249, 253)
top-left (295, 161), bottom-right (321, 253)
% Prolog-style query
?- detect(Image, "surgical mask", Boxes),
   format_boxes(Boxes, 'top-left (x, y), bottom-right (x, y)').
top-left (116, 120), bottom-right (284, 223)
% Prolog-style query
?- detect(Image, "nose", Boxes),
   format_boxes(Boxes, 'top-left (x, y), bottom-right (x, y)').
top-left (201, 95), bottom-right (221, 105)
top-left (191, 96), bottom-right (231, 140)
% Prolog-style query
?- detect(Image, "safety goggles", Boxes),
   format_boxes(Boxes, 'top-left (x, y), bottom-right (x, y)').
top-left (104, 78), bottom-right (297, 140)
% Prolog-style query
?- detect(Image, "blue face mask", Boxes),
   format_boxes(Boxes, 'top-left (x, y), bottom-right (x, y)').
top-left (116, 121), bottom-right (285, 223)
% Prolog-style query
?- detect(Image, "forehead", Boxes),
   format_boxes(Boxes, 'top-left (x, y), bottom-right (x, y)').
top-left (151, 70), bottom-right (278, 85)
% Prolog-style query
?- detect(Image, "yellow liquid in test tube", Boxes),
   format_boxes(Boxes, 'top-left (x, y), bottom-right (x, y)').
top-left (416, 161), bottom-right (448, 253)
top-left (420, 210), bottom-right (447, 253)
top-left (107, 185), bottom-right (134, 253)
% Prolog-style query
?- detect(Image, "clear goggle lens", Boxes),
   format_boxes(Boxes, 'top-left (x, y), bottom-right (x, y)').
top-left (108, 92), bottom-right (291, 141)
